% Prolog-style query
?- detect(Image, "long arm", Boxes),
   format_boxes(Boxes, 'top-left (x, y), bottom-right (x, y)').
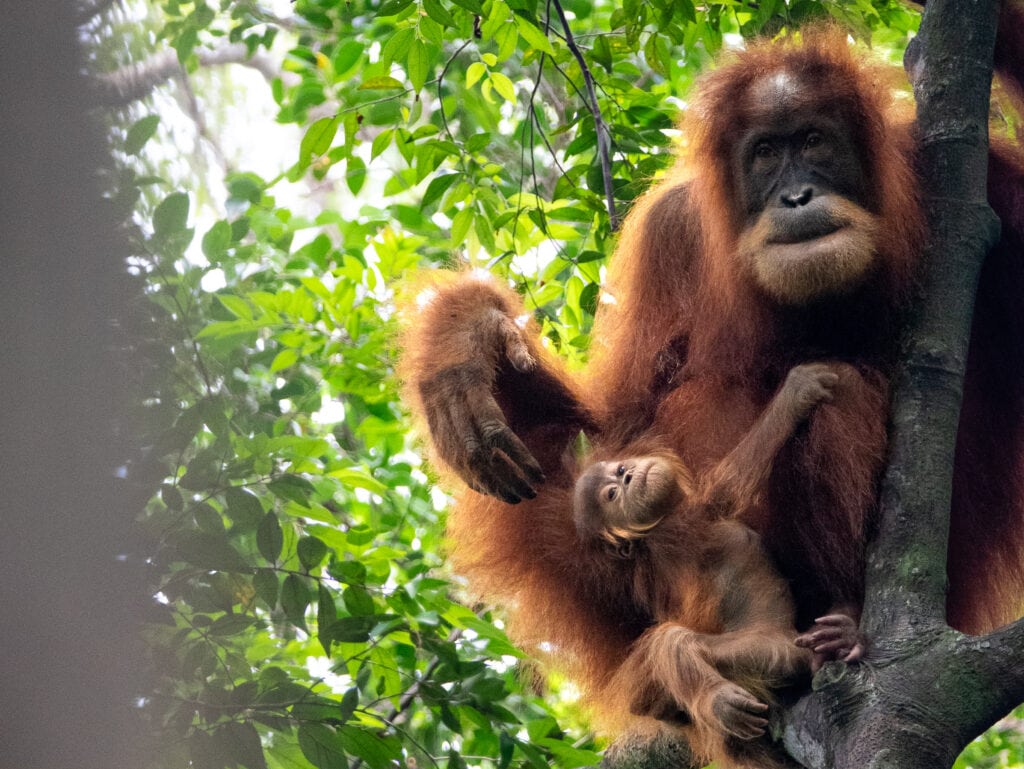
top-left (398, 271), bottom-right (592, 502)
top-left (698, 363), bottom-right (839, 516)
top-left (586, 182), bottom-right (703, 442)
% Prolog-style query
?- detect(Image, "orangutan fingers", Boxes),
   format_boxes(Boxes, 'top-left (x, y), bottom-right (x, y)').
top-left (487, 424), bottom-right (545, 485)
top-left (814, 613), bottom-right (860, 627)
top-left (842, 643), bottom-right (866, 663)
top-left (495, 313), bottom-right (536, 373)
top-left (795, 627), bottom-right (846, 648)
top-left (712, 683), bottom-right (768, 740)
top-left (725, 714), bottom-right (770, 741)
top-left (811, 638), bottom-right (855, 655)
top-left (783, 362), bottom-right (840, 418)
top-left (472, 392), bottom-right (544, 483)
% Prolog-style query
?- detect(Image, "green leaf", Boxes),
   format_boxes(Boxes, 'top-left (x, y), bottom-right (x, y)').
top-left (153, 192), bottom-right (190, 237)
top-left (317, 582), bottom-right (338, 655)
top-left (257, 512), bottom-right (283, 563)
top-left (407, 38), bottom-right (431, 92)
top-left (192, 502), bottom-right (224, 534)
top-left (370, 128), bottom-right (393, 159)
top-left (423, 0), bottom-right (455, 27)
top-left (342, 585), bottom-right (375, 616)
top-left (538, 738), bottom-right (602, 769)
top-left (488, 71), bottom-right (516, 103)
top-left (332, 40), bottom-right (364, 75)
top-left (465, 61), bottom-right (487, 89)
top-left (225, 488), bottom-right (264, 530)
top-left (359, 76), bottom-right (404, 90)
top-left (451, 207), bottom-right (474, 244)
top-left (330, 560), bottom-right (367, 585)
top-left (592, 34), bottom-right (613, 72)
top-left (125, 114), bottom-right (160, 155)
top-left (421, 173), bottom-right (460, 210)
top-left (440, 703), bottom-right (462, 734)
top-left (201, 220), bottom-right (231, 260)
top-left (381, 27), bottom-right (415, 65)
top-left (171, 531), bottom-right (247, 571)
top-left (377, 0), bottom-right (415, 15)
top-left (281, 574), bottom-right (310, 631)
top-left (580, 282), bottom-right (599, 316)
top-left (300, 116), bottom-right (339, 165)
top-left (216, 293), bottom-right (253, 320)
top-left (298, 724), bottom-right (348, 769)
top-left (494, 22), bottom-right (518, 61)
top-left (339, 727), bottom-right (401, 769)
top-left (339, 688), bottom-right (359, 723)
top-left (270, 348), bottom-right (299, 373)
top-left (298, 535), bottom-right (329, 570)
top-left (498, 732), bottom-right (515, 769)
top-left (218, 723), bottom-right (268, 769)
top-left (328, 468), bottom-right (386, 496)
top-left (268, 475), bottom-right (316, 506)
top-left (328, 616), bottom-right (377, 643)
top-left (465, 132), bottom-right (492, 152)
top-left (208, 614), bottom-right (257, 637)
top-left (161, 484), bottom-right (183, 510)
top-left (179, 454), bottom-right (220, 491)
top-left (513, 15), bottom-right (555, 55)
top-left (515, 739), bottom-right (550, 769)
top-left (253, 568), bottom-right (280, 607)
top-left (347, 155), bottom-right (367, 195)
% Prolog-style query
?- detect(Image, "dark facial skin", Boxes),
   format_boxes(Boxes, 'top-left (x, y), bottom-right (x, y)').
top-left (736, 110), bottom-right (867, 227)
top-left (730, 76), bottom-right (881, 304)
top-left (574, 456), bottom-right (686, 540)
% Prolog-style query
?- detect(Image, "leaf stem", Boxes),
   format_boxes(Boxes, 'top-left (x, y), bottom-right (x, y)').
top-left (551, 0), bottom-right (618, 230)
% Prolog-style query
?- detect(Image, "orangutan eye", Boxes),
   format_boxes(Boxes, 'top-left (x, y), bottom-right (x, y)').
top-left (616, 464), bottom-right (626, 477)
top-left (754, 141), bottom-right (775, 159)
top-left (606, 487), bottom-right (617, 501)
top-left (805, 131), bottom-right (824, 149)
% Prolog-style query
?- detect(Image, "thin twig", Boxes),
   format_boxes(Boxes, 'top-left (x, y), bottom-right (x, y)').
top-left (551, 0), bottom-right (618, 230)
top-left (349, 627), bottom-right (464, 769)
top-left (436, 39), bottom-right (473, 143)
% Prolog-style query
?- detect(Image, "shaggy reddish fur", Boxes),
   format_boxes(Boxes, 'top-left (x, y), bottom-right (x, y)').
top-left (397, 25), bottom-right (1024, 746)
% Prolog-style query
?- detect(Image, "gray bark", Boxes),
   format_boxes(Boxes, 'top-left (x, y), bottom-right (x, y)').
top-left (94, 42), bottom-right (278, 107)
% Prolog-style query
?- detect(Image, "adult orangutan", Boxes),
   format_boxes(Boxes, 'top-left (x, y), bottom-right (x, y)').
top-left (399, 23), bottom-right (1024, 728)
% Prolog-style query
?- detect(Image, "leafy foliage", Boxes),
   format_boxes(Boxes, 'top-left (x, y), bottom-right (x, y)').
top-left (90, 1), bottom-right (1024, 768)
top-left (956, 709), bottom-right (1024, 769)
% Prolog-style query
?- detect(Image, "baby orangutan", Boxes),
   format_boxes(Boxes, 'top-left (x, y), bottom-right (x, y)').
top-left (574, 363), bottom-right (855, 768)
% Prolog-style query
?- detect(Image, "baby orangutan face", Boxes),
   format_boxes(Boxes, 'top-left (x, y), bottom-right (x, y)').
top-left (573, 454), bottom-right (690, 544)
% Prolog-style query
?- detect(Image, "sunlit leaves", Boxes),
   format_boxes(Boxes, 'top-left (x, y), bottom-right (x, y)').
top-left (122, 2), bottom-right (919, 769)
top-left (407, 38), bottom-right (432, 92)
top-left (299, 116), bottom-right (339, 170)
top-left (125, 114), bottom-right (160, 155)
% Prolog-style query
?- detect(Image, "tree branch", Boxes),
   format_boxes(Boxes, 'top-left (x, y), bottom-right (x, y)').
top-left (963, 617), bottom-right (1024, 720)
top-left (862, 0), bottom-right (1001, 639)
top-left (864, 0), bottom-right (999, 638)
top-left (550, 0), bottom-right (619, 231)
top-left (93, 43), bottom-right (278, 107)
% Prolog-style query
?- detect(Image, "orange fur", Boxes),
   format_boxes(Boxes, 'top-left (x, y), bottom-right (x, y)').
top-left (577, 366), bottom-right (831, 767)
top-left (396, 22), bottom-right (1024, 767)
